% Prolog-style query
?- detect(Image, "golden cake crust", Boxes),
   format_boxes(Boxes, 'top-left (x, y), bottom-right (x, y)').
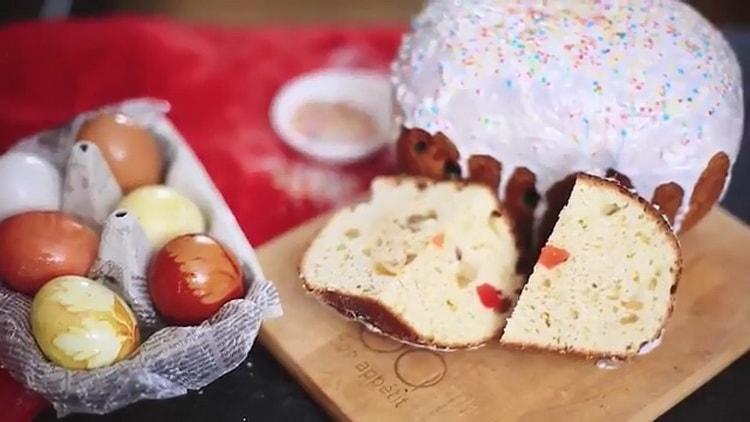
top-left (397, 126), bottom-right (730, 250)
top-left (302, 286), bottom-right (501, 350)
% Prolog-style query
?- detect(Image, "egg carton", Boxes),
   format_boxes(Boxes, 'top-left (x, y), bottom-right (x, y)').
top-left (0, 98), bottom-right (282, 416)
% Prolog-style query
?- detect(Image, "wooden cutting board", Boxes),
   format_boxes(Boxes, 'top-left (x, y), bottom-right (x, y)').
top-left (258, 208), bottom-right (750, 421)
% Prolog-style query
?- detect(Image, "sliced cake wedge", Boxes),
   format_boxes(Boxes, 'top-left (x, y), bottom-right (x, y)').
top-left (500, 174), bottom-right (681, 358)
top-left (301, 176), bottom-right (522, 349)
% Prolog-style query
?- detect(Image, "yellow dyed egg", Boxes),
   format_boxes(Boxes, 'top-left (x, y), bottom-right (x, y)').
top-left (117, 185), bottom-right (206, 248)
top-left (31, 275), bottom-right (140, 370)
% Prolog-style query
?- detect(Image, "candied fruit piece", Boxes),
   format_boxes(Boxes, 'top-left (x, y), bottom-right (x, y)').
top-left (539, 245), bottom-right (570, 269)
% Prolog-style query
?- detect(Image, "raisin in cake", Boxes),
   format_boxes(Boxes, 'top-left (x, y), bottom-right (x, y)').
top-left (301, 176), bottom-right (522, 349)
top-left (500, 174), bottom-right (681, 358)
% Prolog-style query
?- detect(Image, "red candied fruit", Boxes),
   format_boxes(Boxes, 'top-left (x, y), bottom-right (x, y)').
top-left (539, 245), bottom-right (570, 269)
top-left (476, 283), bottom-right (509, 312)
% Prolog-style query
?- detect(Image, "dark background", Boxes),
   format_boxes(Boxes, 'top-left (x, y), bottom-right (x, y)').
top-left (0, 1), bottom-right (748, 421)
top-left (4, 0), bottom-right (750, 26)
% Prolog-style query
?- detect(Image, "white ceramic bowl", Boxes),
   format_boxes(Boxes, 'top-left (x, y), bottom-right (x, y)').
top-left (270, 69), bottom-right (393, 165)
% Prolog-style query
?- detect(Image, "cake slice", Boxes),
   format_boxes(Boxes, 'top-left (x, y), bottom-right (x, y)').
top-left (301, 176), bottom-right (522, 349)
top-left (500, 174), bottom-right (681, 358)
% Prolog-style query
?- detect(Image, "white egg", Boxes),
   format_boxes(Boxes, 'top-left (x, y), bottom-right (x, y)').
top-left (0, 152), bottom-right (62, 222)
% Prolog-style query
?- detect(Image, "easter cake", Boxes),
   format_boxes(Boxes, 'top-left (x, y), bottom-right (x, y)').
top-left (392, 0), bottom-right (742, 258)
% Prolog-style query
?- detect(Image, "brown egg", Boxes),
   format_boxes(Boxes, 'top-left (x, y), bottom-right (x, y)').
top-left (0, 211), bottom-right (100, 295)
top-left (77, 113), bottom-right (163, 193)
top-left (149, 234), bottom-right (244, 325)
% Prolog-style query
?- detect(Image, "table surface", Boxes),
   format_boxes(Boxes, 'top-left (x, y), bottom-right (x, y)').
top-left (21, 26), bottom-right (749, 422)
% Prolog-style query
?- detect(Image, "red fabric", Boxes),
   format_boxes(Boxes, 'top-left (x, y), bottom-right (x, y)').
top-left (0, 16), bottom-right (404, 420)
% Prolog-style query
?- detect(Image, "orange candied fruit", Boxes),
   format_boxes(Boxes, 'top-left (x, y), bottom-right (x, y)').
top-left (431, 233), bottom-right (445, 248)
top-left (539, 245), bottom-right (570, 269)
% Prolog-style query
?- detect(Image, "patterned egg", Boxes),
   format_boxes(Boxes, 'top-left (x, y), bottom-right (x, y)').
top-left (117, 185), bottom-right (206, 248)
top-left (76, 113), bottom-right (164, 193)
top-left (149, 234), bottom-right (244, 325)
top-left (0, 152), bottom-right (61, 222)
top-left (31, 276), bottom-right (140, 370)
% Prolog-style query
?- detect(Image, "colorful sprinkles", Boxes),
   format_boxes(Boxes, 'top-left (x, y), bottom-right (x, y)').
top-left (392, 0), bottom-right (742, 231)
top-left (394, 0), bottom-right (740, 144)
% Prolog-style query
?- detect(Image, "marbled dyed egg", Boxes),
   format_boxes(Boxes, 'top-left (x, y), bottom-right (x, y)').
top-left (149, 234), bottom-right (244, 325)
top-left (31, 276), bottom-right (140, 370)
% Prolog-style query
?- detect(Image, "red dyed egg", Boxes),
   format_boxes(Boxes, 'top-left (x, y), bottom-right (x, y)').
top-left (148, 234), bottom-right (244, 325)
top-left (0, 211), bottom-right (99, 295)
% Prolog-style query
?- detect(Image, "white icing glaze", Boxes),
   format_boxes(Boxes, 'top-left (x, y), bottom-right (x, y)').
top-left (596, 358), bottom-right (623, 370)
top-left (637, 330), bottom-right (664, 355)
top-left (392, 0), bottom-right (743, 230)
top-left (594, 330), bottom-right (664, 369)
